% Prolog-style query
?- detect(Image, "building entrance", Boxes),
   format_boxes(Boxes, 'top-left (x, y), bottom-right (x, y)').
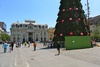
top-left (28, 32), bottom-right (33, 42)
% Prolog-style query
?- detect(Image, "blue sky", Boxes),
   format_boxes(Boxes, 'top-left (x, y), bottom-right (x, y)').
top-left (0, 0), bottom-right (100, 32)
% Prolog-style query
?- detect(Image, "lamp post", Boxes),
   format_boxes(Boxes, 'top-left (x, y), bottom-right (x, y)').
top-left (87, 0), bottom-right (90, 31)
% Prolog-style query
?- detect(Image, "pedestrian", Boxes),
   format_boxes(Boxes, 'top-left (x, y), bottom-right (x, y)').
top-left (9, 44), bottom-right (12, 52)
top-left (2, 42), bottom-right (8, 53)
top-left (24, 41), bottom-right (27, 47)
top-left (16, 42), bottom-right (18, 48)
top-left (28, 41), bottom-right (30, 47)
top-left (43, 42), bottom-right (46, 46)
top-left (91, 40), bottom-right (96, 47)
top-left (57, 41), bottom-right (60, 55)
top-left (50, 41), bottom-right (53, 48)
top-left (47, 42), bottom-right (50, 48)
top-left (11, 42), bottom-right (14, 51)
top-left (33, 41), bottom-right (37, 51)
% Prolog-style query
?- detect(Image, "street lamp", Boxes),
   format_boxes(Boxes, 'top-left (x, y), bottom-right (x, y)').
top-left (87, 0), bottom-right (90, 30)
top-left (85, 0), bottom-right (90, 35)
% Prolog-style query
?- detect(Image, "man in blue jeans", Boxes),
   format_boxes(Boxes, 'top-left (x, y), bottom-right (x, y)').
top-left (3, 42), bottom-right (8, 53)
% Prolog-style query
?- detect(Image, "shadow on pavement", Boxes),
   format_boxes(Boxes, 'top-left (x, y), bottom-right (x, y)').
top-left (38, 47), bottom-right (56, 50)
top-left (0, 51), bottom-right (12, 54)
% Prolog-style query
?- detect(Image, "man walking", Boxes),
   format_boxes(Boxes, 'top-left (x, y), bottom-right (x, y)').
top-left (11, 42), bottom-right (14, 51)
top-left (33, 41), bottom-right (37, 51)
top-left (57, 41), bottom-right (60, 55)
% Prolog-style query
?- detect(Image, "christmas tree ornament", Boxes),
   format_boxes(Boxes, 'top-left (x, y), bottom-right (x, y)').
top-left (80, 32), bottom-right (83, 36)
top-left (62, 9), bottom-right (65, 12)
top-left (69, 18), bottom-right (72, 21)
top-left (61, 20), bottom-right (64, 22)
top-left (75, 8), bottom-right (78, 11)
top-left (70, 32), bottom-right (73, 36)
top-left (78, 18), bottom-right (81, 21)
top-left (60, 33), bottom-right (63, 36)
top-left (69, 8), bottom-right (72, 11)
top-left (87, 32), bottom-right (90, 36)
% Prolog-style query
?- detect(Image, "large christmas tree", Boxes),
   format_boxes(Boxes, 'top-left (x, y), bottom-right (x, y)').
top-left (53, 0), bottom-right (90, 41)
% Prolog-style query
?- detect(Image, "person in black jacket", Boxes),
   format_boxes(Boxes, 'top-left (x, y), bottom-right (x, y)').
top-left (11, 42), bottom-right (14, 51)
top-left (57, 41), bottom-right (60, 55)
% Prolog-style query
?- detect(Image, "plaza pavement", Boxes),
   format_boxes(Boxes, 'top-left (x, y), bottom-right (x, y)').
top-left (0, 42), bottom-right (100, 67)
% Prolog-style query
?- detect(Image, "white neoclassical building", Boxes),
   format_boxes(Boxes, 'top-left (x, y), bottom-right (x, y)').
top-left (10, 20), bottom-right (48, 43)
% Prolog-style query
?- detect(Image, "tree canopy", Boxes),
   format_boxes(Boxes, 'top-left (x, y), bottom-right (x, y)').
top-left (0, 33), bottom-right (10, 42)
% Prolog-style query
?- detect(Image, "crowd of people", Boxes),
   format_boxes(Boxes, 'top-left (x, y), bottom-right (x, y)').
top-left (2, 41), bottom-right (61, 55)
top-left (2, 42), bottom-right (14, 53)
top-left (2, 41), bottom-right (38, 53)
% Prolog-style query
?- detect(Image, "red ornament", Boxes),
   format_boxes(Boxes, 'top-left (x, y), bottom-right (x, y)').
top-left (61, 20), bottom-right (64, 22)
top-left (78, 18), bottom-right (81, 21)
top-left (62, 9), bottom-right (65, 12)
top-left (70, 32), bottom-right (73, 36)
top-left (87, 32), bottom-right (90, 36)
top-left (75, 8), bottom-right (78, 11)
top-left (69, 18), bottom-right (72, 21)
top-left (69, 8), bottom-right (72, 11)
top-left (80, 32), bottom-right (83, 36)
top-left (60, 33), bottom-right (63, 36)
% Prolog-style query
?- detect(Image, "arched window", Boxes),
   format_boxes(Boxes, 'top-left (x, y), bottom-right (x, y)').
top-left (41, 38), bottom-right (43, 41)
top-left (12, 25), bottom-right (14, 28)
top-left (20, 24), bottom-right (22, 28)
top-left (25, 25), bottom-right (27, 27)
top-left (42, 26), bottom-right (44, 29)
top-left (44, 37), bottom-right (46, 41)
top-left (16, 24), bottom-right (18, 27)
top-left (17, 37), bottom-right (19, 41)
top-left (36, 34), bottom-right (38, 41)
top-left (44, 32), bottom-right (46, 35)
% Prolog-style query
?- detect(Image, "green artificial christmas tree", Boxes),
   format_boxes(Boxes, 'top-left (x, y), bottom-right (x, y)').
top-left (53, 0), bottom-right (91, 49)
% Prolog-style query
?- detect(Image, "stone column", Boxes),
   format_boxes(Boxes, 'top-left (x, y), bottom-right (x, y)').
top-left (25, 33), bottom-right (27, 41)
top-left (38, 32), bottom-right (41, 41)
top-left (34, 32), bottom-right (36, 41)
top-left (25, 32), bottom-right (28, 41)
top-left (21, 33), bottom-right (23, 43)
top-left (45, 31), bottom-right (48, 41)
top-left (33, 32), bottom-right (34, 41)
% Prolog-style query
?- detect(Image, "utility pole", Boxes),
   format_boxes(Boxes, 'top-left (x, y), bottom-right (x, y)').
top-left (87, 0), bottom-right (90, 31)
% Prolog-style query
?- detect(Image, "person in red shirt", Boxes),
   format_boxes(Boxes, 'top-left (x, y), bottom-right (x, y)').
top-left (33, 41), bottom-right (37, 51)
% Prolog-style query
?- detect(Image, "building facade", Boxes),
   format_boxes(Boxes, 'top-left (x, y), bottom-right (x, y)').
top-left (0, 22), bottom-right (7, 32)
top-left (10, 20), bottom-right (48, 43)
top-left (47, 27), bottom-right (55, 41)
top-left (0, 27), bottom-right (4, 43)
